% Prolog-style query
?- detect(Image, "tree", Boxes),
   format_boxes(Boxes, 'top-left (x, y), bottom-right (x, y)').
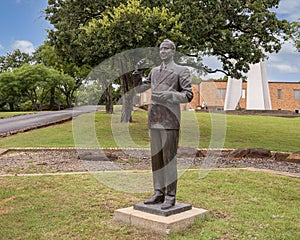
top-left (81, 0), bottom-right (185, 121)
top-left (14, 64), bottom-right (73, 110)
top-left (34, 43), bottom-right (90, 108)
top-left (0, 50), bottom-right (33, 110)
top-left (0, 49), bottom-right (32, 73)
top-left (45, 0), bottom-right (126, 65)
top-left (294, 19), bottom-right (300, 51)
top-left (45, 0), bottom-right (295, 120)
top-left (46, 0), bottom-right (294, 77)
top-left (0, 71), bottom-right (21, 110)
top-left (167, 0), bottom-right (294, 77)
top-left (191, 74), bottom-right (202, 84)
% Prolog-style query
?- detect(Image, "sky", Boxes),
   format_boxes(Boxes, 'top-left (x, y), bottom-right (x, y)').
top-left (0, 0), bottom-right (299, 82)
top-left (0, 0), bottom-right (50, 55)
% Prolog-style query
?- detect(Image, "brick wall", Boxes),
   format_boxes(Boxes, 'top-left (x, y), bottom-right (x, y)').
top-left (189, 81), bottom-right (227, 109)
top-left (139, 81), bottom-right (300, 112)
top-left (269, 82), bottom-right (300, 111)
top-left (190, 81), bottom-right (300, 111)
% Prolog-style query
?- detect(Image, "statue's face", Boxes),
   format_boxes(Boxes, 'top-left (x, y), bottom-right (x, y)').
top-left (159, 46), bottom-right (174, 62)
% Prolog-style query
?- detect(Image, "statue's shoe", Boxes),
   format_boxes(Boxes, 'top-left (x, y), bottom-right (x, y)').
top-left (144, 192), bottom-right (165, 204)
top-left (161, 196), bottom-right (175, 210)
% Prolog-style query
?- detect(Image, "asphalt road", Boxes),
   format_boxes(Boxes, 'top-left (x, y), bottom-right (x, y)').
top-left (0, 106), bottom-right (100, 136)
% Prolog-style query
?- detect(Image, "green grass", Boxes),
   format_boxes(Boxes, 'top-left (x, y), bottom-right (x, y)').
top-left (0, 112), bottom-right (34, 118)
top-left (0, 109), bottom-right (300, 152)
top-left (0, 171), bottom-right (299, 239)
top-left (1, 109), bottom-right (299, 239)
top-left (224, 114), bottom-right (300, 151)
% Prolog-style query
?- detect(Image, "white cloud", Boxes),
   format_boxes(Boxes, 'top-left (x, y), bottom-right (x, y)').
top-left (12, 40), bottom-right (35, 54)
top-left (270, 64), bottom-right (299, 73)
top-left (0, 44), bottom-right (4, 50)
top-left (200, 40), bottom-right (300, 81)
top-left (201, 55), bottom-right (226, 80)
top-left (267, 41), bottom-right (300, 74)
top-left (276, 0), bottom-right (300, 21)
top-left (265, 40), bottom-right (300, 81)
top-left (16, 0), bottom-right (21, 3)
top-left (280, 41), bottom-right (299, 55)
top-left (268, 41), bottom-right (298, 60)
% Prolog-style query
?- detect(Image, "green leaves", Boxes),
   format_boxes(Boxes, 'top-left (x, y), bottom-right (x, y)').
top-left (0, 49), bottom-right (32, 73)
top-left (0, 63), bottom-right (74, 111)
top-left (45, 0), bottom-right (295, 78)
top-left (293, 19), bottom-right (300, 52)
top-left (80, 0), bottom-right (186, 65)
top-left (168, 0), bottom-right (293, 78)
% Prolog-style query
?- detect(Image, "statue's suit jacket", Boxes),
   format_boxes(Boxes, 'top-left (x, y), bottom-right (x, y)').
top-left (137, 61), bottom-right (193, 130)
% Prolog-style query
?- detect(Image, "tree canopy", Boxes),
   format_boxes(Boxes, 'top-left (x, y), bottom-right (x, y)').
top-left (0, 0), bottom-right (296, 113)
top-left (43, 0), bottom-right (296, 121)
top-left (34, 43), bottom-right (91, 107)
top-left (294, 19), bottom-right (300, 51)
top-left (0, 49), bottom-right (32, 73)
top-left (0, 63), bottom-right (74, 111)
top-left (45, 0), bottom-right (295, 78)
top-left (80, 0), bottom-right (185, 65)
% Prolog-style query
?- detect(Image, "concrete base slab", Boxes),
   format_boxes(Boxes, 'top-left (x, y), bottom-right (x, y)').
top-left (114, 206), bottom-right (208, 234)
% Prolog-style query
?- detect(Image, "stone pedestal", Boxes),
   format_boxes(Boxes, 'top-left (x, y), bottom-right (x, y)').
top-left (114, 203), bottom-right (208, 234)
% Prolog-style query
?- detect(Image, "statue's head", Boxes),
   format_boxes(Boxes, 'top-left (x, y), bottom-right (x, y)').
top-left (160, 39), bottom-right (176, 50)
top-left (159, 39), bottom-right (176, 62)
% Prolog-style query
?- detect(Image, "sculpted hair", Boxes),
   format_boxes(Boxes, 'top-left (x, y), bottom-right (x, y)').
top-left (160, 39), bottom-right (176, 50)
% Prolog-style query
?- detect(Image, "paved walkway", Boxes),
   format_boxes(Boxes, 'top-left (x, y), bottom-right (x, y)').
top-left (0, 106), bottom-right (100, 136)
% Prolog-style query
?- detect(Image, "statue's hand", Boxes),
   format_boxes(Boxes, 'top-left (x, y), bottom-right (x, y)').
top-left (135, 58), bottom-right (148, 71)
top-left (159, 91), bottom-right (173, 102)
top-left (158, 91), bottom-right (183, 104)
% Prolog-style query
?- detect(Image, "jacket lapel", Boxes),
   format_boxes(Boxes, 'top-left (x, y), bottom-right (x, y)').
top-left (153, 63), bottom-right (175, 91)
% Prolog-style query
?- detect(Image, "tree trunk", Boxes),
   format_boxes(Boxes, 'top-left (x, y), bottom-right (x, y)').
top-left (118, 57), bottom-right (135, 123)
top-left (120, 72), bottom-right (134, 123)
top-left (0, 102), bottom-right (7, 109)
top-left (38, 102), bottom-right (43, 111)
top-left (57, 88), bottom-right (61, 110)
top-left (8, 102), bottom-right (14, 111)
top-left (121, 95), bottom-right (133, 122)
top-left (105, 82), bottom-right (113, 114)
top-left (49, 87), bottom-right (55, 110)
top-left (29, 92), bottom-right (39, 111)
top-left (32, 101), bottom-right (39, 111)
top-left (63, 90), bottom-right (73, 108)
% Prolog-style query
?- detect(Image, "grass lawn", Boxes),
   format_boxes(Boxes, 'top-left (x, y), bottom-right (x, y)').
top-left (0, 170), bottom-right (299, 239)
top-left (0, 108), bottom-right (299, 152)
top-left (0, 112), bottom-right (34, 118)
top-left (0, 110), bottom-right (299, 239)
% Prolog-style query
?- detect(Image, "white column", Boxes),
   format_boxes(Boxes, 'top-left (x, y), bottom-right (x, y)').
top-left (246, 61), bottom-right (272, 110)
top-left (224, 77), bottom-right (242, 110)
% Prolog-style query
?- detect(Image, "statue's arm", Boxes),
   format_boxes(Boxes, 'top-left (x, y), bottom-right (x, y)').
top-left (157, 68), bottom-right (193, 104)
top-left (177, 68), bottom-right (194, 103)
top-left (133, 69), bottom-right (151, 93)
top-left (164, 68), bottom-right (193, 104)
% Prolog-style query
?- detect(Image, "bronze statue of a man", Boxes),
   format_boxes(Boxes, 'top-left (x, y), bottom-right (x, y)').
top-left (134, 39), bottom-right (193, 209)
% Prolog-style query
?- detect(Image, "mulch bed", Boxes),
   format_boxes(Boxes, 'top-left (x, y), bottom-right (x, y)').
top-left (0, 148), bottom-right (299, 176)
